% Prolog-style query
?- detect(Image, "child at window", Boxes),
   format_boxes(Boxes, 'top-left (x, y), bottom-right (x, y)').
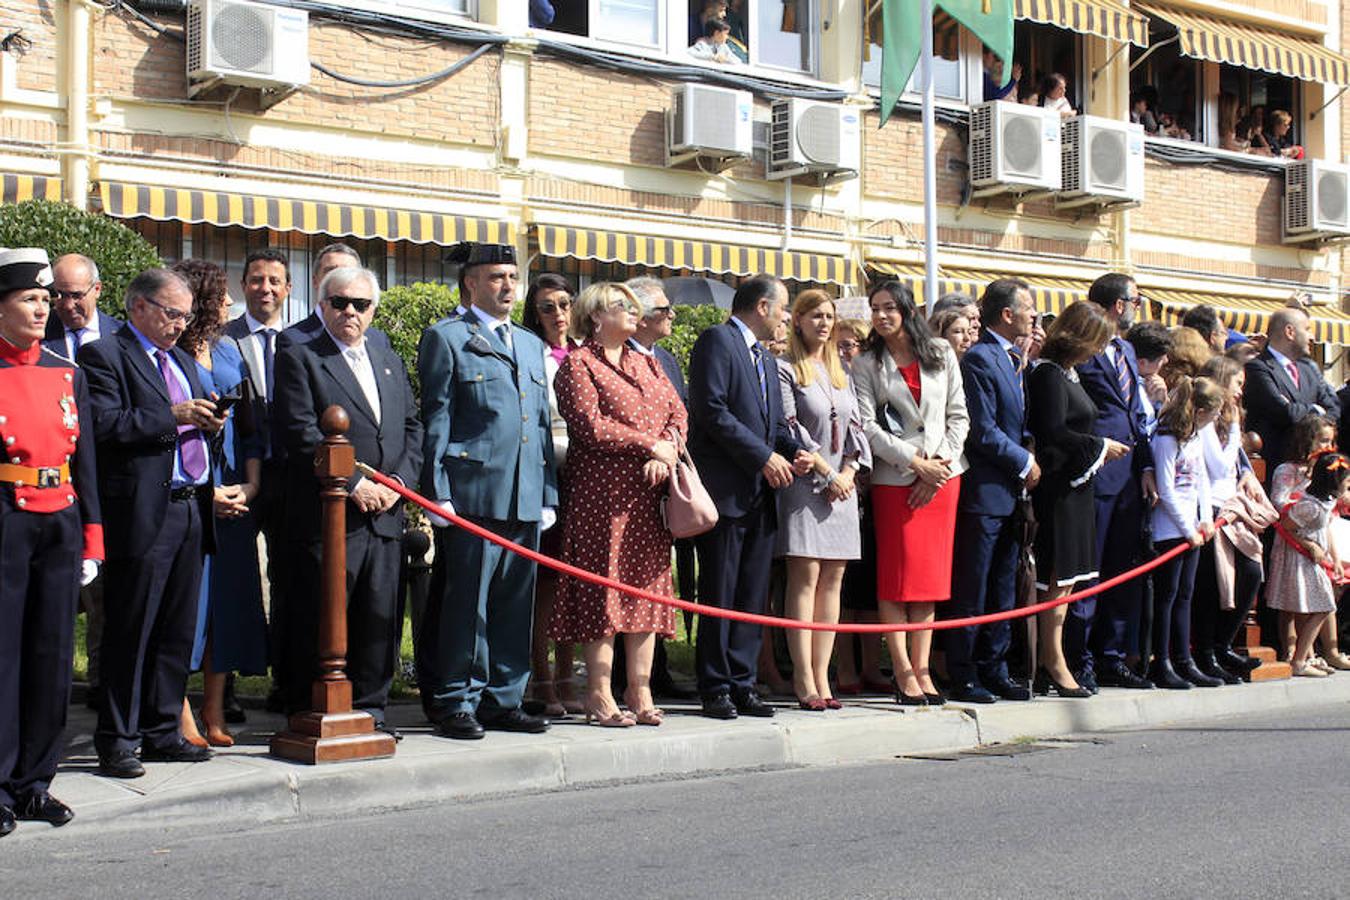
top-left (688, 18), bottom-right (742, 66)
top-left (1038, 73), bottom-right (1075, 118)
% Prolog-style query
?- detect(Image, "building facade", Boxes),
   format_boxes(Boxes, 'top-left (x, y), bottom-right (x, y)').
top-left (2, 0), bottom-right (1348, 347)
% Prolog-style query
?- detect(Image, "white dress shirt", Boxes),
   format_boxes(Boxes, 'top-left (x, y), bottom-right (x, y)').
top-left (327, 328), bottom-right (381, 426)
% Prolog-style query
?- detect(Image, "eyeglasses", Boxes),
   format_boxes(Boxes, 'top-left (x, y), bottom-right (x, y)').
top-left (647, 306), bottom-right (675, 318)
top-left (537, 300), bottom-right (572, 315)
top-left (1124, 294), bottom-right (1144, 306)
top-left (142, 295), bottom-right (195, 324)
top-left (53, 286), bottom-right (97, 302)
top-left (837, 340), bottom-right (860, 351)
top-left (328, 295), bottom-right (374, 313)
top-left (606, 300), bottom-right (639, 314)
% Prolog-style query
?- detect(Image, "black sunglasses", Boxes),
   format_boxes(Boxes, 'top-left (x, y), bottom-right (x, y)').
top-left (538, 300), bottom-right (572, 315)
top-left (328, 295), bottom-right (374, 313)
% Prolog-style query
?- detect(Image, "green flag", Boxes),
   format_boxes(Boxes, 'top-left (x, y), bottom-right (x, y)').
top-left (879, 0), bottom-right (1015, 127)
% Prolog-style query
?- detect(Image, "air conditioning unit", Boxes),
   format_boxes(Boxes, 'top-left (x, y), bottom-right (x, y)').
top-left (767, 99), bottom-right (861, 182)
top-left (187, 0), bottom-right (310, 93)
top-left (1285, 159), bottom-right (1350, 240)
top-left (968, 101), bottom-right (1061, 195)
top-left (1058, 115), bottom-right (1144, 206)
top-left (667, 84), bottom-right (753, 165)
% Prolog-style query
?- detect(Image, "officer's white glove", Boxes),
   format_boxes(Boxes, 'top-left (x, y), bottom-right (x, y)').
top-left (80, 559), bottom-right (101, 587)
top-left (426, 498), bottom-right (456, 528)
top-left (540, 507), bottom-right (557, 532)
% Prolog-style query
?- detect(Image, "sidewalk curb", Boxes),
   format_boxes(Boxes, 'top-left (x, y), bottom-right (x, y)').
top-left (16, 676), bottom-right (1349, 841)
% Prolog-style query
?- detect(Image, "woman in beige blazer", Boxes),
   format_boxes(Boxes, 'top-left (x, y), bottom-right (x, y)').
top-left (854, 281), bottom-right (969, 706)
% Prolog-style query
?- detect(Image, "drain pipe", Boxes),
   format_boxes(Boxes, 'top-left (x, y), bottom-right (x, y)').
top-left (65, 0), bottom-right (92, 210)
top-left (782, 175), bottom-right (793, 251)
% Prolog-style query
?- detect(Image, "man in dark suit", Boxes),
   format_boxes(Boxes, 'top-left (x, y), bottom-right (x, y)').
top-left (1076, 273), bottom-right (1158, 691)
top-left (273, 267), bottom-right (422, 734)
top-left (687, 275), bottom-right (811, 719)
top-left (1246, 306), bottom-right (1341, 474)
top-left (944, 279), bottom-right (1039, 704)
top-left (40, 253), bottom-right (119, 709)
top-left (79, 269), bottom-right (222, 778)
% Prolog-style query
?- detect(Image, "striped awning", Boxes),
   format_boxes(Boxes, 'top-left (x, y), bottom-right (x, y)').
top-left (867, 261), bottom-right (1093, 313)
top-left (1149, 288), bottom-right (1350, 345)
top-left (1015, 0), bottom-right (1149, 48)
top-left (536, 225), bottom-right (852, 285)
top-left (1134, 2), bottom-right (1350, 86)
top-left (3, 174), bottom-right (61, 204)
top-left (97, 181), bottom-right (515, 246)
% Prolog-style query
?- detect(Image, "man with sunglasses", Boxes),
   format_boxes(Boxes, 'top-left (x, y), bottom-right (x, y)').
top-left (272, 267), bottom-right (421, 737)
top-left (41, 254), bottom-right (119, 362)
top-left (79, 269), bottom-right (223, 778)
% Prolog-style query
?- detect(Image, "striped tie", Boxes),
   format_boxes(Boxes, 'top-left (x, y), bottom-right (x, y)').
top-left (751, 342), bottom-right (768, 412)
top-left (1113, 339), bottom-right (1133, 402)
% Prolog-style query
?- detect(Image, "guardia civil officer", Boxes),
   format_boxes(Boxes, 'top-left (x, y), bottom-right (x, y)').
top-left (0, 248), bottom-right (103, 835)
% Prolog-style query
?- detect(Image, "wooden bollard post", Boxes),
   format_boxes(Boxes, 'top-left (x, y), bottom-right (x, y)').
top-left (270, 405), bottom-right (397, 764)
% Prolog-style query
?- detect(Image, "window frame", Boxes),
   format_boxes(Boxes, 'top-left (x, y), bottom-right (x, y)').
top-left (325, 0), bottom-right (478, 28)
top-left (862, 22), bottom-right (981, 108)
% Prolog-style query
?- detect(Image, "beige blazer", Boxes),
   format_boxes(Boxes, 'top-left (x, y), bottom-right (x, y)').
top-left (853, 342), bottom-right (969, 487)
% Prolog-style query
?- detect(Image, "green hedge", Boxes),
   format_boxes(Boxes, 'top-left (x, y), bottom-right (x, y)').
top-left (0, 200), bottom-right (161, 315)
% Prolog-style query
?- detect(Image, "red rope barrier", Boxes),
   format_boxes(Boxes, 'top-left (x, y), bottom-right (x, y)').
top-left (359, 463), bottom-right (1219, 635)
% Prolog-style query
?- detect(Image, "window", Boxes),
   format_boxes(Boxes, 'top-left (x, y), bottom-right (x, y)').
top-left (1130, 25), bottom-right (1202, 142)
top-left (1010, 21), bottom-right (1082, 111)
top-left (535, 0), bottom-right (663, 48)
top-left (1219, 64), bottom-right (1299, 152)
top-left (753, 0), bottom-right (813, 73)
top-left (862, 13), bottom-right (969, 103)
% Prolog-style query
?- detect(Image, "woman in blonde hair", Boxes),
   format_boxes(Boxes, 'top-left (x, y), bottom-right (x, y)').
top-left (775, 290), bottom-right (871, 709)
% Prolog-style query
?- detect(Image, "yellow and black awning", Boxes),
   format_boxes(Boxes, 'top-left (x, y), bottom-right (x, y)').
top-left (3, 174), bottom-right (61, 204)
top-left (536, 225), bottom-right (852, 285)
top-left (98, 181), bottom-right (515, 246)
top-left (1135, 2), bottom-right (1350, 86)
top-left (867, 261), bottom-right (1093, 313)
top-left (1149, 287), bottom-right (1350, 345)
top-left (1015, 0), bottom-right (1150, 48)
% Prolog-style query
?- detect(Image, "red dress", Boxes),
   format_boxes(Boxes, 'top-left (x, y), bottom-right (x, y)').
top-left (549, 341), bottom-right (688, 642)
top-left (872, 360), bottom-right (960, 603)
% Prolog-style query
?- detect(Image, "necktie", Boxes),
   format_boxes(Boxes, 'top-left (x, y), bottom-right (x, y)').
top-left (1286, 360), bottom-right (1301, 389)
top-left (1113, 339), bottom-right (1133, 402)
top-left (1008, 345), bottom-right (1024, 390)
top-left (346, 345), bottom-right (382, 425)
top-left (70, 328), bottom-right (84, 357)
top-left (156, 350), bottom-right (207, 481)
top-left (751, 342), bottom-right (768, 412)
top-left (260, 327), bottom-right (276, 402)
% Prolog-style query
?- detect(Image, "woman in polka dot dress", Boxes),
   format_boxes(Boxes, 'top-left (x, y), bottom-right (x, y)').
top-left (550, 283), bottom-right (687, 727)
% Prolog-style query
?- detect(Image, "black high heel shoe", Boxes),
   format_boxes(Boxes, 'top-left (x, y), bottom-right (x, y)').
top-left (892, 677), bottom-right (929, 707)
top-left (1031, 668), bottom-right (1092, 698)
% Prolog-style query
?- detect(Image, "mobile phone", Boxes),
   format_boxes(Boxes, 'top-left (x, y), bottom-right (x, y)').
top-left (213, 394), bottom-right (240, 415)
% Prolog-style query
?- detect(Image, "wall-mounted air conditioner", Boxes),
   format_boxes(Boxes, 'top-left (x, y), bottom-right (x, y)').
top-left (187, 0), bottom-right (310, 95)
top-left (666, 84), bottom-right (754, 167)
top-left (767, 99), bottom-right (860, 182)
top-left (968, 101), bottom-right (1061, 196)
top-left (1058, 115), bottom-right (1144, 207)
top-left (1285, 158), bottom-right (1350, 241)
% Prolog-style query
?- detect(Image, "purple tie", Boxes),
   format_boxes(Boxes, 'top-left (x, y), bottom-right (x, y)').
top-left (156, 349), bottom-right (207, 481)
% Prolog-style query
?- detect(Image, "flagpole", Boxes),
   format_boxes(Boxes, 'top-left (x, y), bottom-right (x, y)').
top-left (920, 0), bottom-right (938, 319)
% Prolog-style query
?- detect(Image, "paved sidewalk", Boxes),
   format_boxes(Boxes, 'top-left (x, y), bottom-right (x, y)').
top-left (15, 674), bottom-right (1350, 841)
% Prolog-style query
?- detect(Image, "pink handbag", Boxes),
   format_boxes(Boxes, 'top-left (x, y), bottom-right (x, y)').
top-left (664, 448), bottom-right (719, 539)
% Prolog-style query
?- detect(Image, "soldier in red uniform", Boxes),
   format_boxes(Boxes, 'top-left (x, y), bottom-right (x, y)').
top-left (0, 248), bottom-right (103, 837)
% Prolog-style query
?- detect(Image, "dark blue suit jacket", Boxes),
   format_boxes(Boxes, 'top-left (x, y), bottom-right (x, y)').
top-left (78, 326), bottom-right (216, 559)
top-left (41, 311), bottom-right (120, 360)
top-left (687, 321), bottom-right (802, 519)
top-left (959, 332), bottom-right (1031, 517)
top-left (1077, 339), bottom-right (1154, 497)
top-left (654, 344), bottom-right (687, 407)
top-left (1246, 347), bottom-right (1342, 469)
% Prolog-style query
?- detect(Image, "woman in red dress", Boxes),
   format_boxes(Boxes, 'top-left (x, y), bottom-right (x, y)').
top-left (853, 281), bottom-right (969, 706)
top-left (550, 283), bottom-right (686, 727)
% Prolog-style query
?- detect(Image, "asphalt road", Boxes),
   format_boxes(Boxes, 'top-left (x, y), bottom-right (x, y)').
top-left (6, 703), bottom-right (1349, 899)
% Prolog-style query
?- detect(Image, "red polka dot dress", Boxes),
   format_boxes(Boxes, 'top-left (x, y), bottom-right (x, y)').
top-left (549, 340), bottom-right (688, 643)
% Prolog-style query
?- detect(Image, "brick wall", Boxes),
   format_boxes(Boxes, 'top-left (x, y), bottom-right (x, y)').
top-left (1134, 159), bottom-right (1282, 247)
top-left (528, 58), bottom-right (670, 167)
top-left (1, 0), bottom-right (59, 93)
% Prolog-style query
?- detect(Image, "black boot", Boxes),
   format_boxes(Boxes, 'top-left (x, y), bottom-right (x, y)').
top-left (1174, 657), bottom-right (1223, 688)
top-left (1216, 647), bottom-right (1261, 675)
top-left (1195, 650), bottom-right (1241, 685)
top-left (223, 673), bottom-right (246, 724)
top-left (1148, 658), bottom-right (1192, 690)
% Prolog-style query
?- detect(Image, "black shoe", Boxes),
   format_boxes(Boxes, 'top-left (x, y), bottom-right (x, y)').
top-left (892, 677), bottom-right (928, 707)
top-left (923, 690), bottom-right (947, 706)
top-left (1195, 651), bottom-right (1242, 685)
top-left (948, 683), bottom-right (996, 704)
top-left (223, 674), bottom-right (247, 724)
top-left (1217, 648), bottom-right (1262, 673)
top-left (1096, 661), bottom-right (1155, 690)
top-left (732, 690), bottom-right (775, 717)
top-left (701, 694), bottom-right (738, 720)
top-left (479, 708), bottom-right (550, 734)
top-left (986, 678), bottom-right (1032, 701)
top-left (436, 711), bottom-right (485, 740)
top-left (0, 806), bottom-right (14, 837)
top-left (141, 740), bottom-right (213, 763)
top-left (1032, 668), bottom-right (1092, 698)
top-left (376, 725), bottom-right (404, 742)
top-left (1072, 668), bottom-right (1100, 695)
top-left (16, 793), bottom-right (74, 827)
top-left (97, 750), bottom-right (145, 779)
top-left (1148, 658), bottom-right (1192, 690)
top-left (1174, 657), bottom-right (1224, 688)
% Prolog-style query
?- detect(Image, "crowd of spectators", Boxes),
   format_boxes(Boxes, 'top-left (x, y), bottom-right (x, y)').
top-left (5, 242), bottom-right (1350, 835)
